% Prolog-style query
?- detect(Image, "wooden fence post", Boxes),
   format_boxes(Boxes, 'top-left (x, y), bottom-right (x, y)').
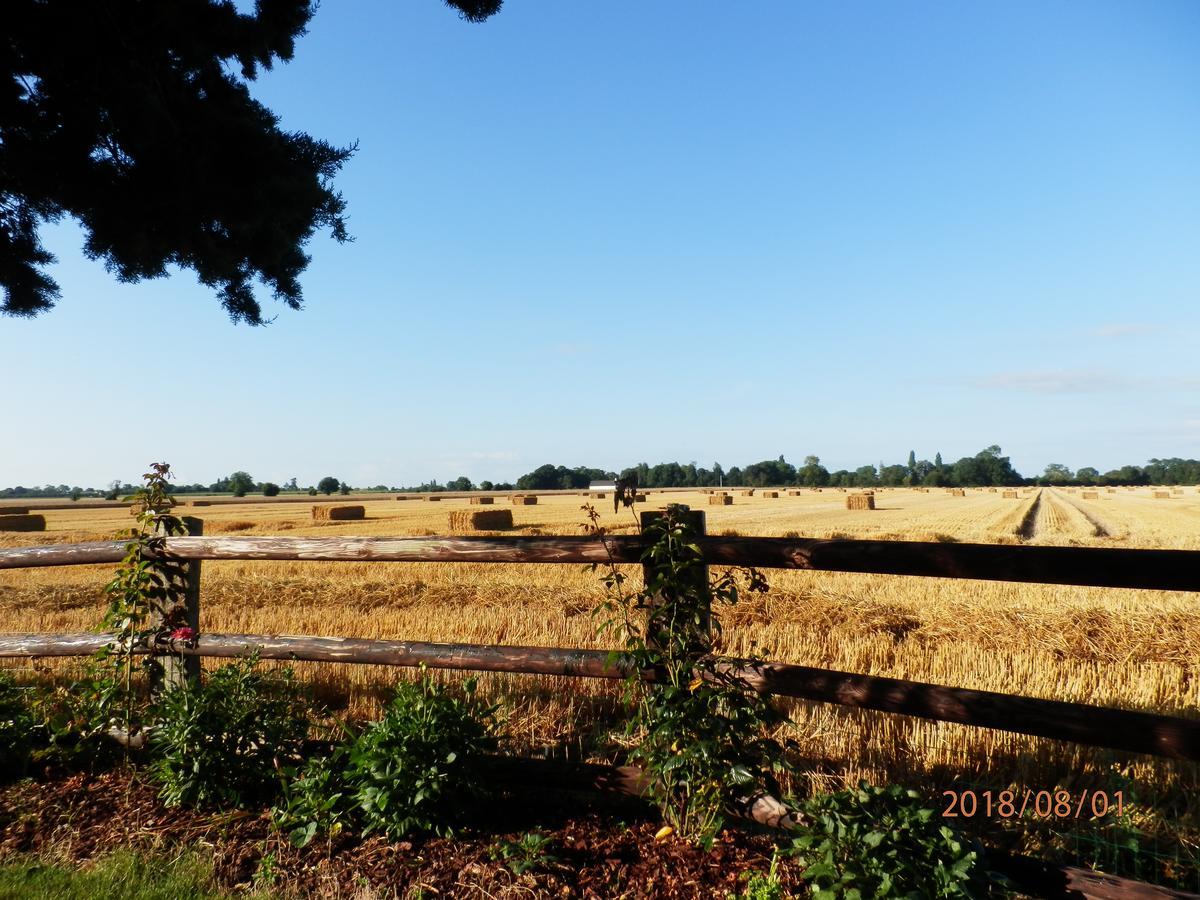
top-left (639, 504), bottom-right (710, 650)
top-left (151, 516), bottom-right (202, 691)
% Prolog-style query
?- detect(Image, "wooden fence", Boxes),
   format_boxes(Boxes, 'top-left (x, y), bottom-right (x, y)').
top-left (2, 509), bottom-right (1198, 898)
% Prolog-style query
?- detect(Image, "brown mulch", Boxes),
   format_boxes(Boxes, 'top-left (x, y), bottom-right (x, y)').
top-left (0, 770), bottom-right (798, 898)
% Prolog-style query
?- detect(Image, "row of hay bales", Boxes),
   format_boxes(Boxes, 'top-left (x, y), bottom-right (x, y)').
top-left (0, 506), bottom-right (45, 531)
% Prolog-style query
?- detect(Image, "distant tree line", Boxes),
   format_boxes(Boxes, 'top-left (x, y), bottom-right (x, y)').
top-left (7, 452), bottom-right (1200, 500)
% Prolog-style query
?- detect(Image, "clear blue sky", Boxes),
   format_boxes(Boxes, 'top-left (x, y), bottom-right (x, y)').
top-left (4, 0), bottom-right (1199, 488)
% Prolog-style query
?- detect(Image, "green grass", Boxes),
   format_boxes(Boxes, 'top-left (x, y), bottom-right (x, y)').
top-left (0, 850), bottom-right (254, 900)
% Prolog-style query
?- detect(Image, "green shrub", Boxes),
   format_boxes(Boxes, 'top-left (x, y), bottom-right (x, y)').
top-left (272, 744), bottom-right (356, 848)
top-left (0, 672), bottom-right (33, 779)
top-left (149, 657), bottom-right (311, 809)
top-left (346, 674), bottom-right (497, 839)
top-left (788, 782), bottom-right (994, 898)
top-left (261, 482), bottom-right (280, 497)
top-left (30, 666), bottom-right (129, 769)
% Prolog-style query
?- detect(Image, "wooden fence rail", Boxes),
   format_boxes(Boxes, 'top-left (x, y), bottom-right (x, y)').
top-left (3, 533), bottom-right (1200, 591)
top-left (3, 631), bottom-right (1197, 762)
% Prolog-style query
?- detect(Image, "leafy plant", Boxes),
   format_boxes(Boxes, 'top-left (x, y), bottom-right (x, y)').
top-left (30, 666), bottom-right (127, 768)
top-left (586, 502), bottom-right (793, 846)
top-left (788, 782), bottom-right (994, 898)
top-left (0, 671), bottom-right (33, 779)
top-left (730, 851), bottom-right (786, 900)
top-left (149, 656), bottom-right (311, 809)
top-left (488, 830), bottom-right (559, 875)
top-left (272, 741), bottom-right (356, 848)
top-left (93, 463), bottom-right (192, 743)
top-left (345, 672), bottom-right (497, 839)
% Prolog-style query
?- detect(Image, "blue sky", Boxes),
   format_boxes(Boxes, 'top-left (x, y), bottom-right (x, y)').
top-left (4, 1), bottom-right (1199, 488)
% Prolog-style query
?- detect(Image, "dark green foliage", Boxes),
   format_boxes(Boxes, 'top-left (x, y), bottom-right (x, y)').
top-left (317, 476), bottom-right (340, 495)
top-left (272, 744), bottom-right (356, 848)
top-left (789, 783), bottom-right (996, 898)
top-left (517, 463), bottom-right (616, 491)
top-left (1, 1), bottom-right (356, 323)
top-left (149, 657), bottom-right (311, 809)
top-left (0, 672), bottom-right (33, 780)
top-left (261, 482), bottom-right (280, 497)
top-left (30, 666), bottom-right (127, 769)
top-left (345, 674), bottom-right (497, 839)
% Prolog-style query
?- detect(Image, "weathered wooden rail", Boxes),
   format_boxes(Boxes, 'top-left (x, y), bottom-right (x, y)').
top-left (4, 533), bottom-right (1200, 592)
top-left (2, 631), bottom-right (1197, 761)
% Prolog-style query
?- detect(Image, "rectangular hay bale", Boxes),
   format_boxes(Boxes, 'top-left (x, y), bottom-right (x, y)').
top-left (312, 505), bottom-right (365, 521)
top-left (708, 495), bottom-right (733, 505)
top-left (0, 514), bottom-right (45, 532)
top-left (511, 495), bottom-right (538, 505)
top-left (762, 491), bottom-right (780, 498)
top-left (1154, 491), bottom-right (1171, 499)
top-left (1081, 491), bottom-right (1099, 499)
top-left (449, 508), bottom-right (513, 531)
top-left (0, 507), bottom-right (31, 515)
top-left (470, 497), bottom-right (495, 505)
top-left (846, 494), bottom-right (875, 510)
top-left (950, 488), bottom-right (965, 497)
top-left (1002, 490), bottom-right (1018, 499)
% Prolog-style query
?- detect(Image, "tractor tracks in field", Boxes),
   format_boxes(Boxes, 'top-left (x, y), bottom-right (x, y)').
top-left (1050, 488), bottom-right (1124, 540)
top-left (1013, 488), bottom-right (1115, 542)
top-left (1015, 489), bottom-right (1042, 540)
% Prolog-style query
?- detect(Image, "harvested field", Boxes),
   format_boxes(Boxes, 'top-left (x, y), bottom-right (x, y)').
top-left (3, 488), bottom-right (1200, 880)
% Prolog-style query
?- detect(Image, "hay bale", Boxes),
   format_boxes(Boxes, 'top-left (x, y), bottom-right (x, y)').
top-left (0, 506), bottom-right (31, 515)
top-left (425, 496), bottom-right (442, 502)
top-left (511, 495), bottom-right (538, 505)
top-left (1002, 490), bottom-right (1018, 499)
top-left (470, 497), bottom-right (495, 505)
top-left (634, 493), bottom-right (648, 502)
top-left (0, 514), bottom-right (46, 532)
top-left (950, 488), bottom-right (965, 497)
top-left (1081, 491), bottom-right (1099, 499)
top-left (449, 509), bottom-right (513, 532)
top-left (762, 491), bottom-right (780, 498)
top-left (312, 505), bottom-right (365, 521)
top-left (708, 495), bottom-right (733, 505)
top-left (191, 500), bottom-right (213, 507)
top-left (395, 495), bottom-right (410, 501)
top-left (846, 494), bottom-right (875, 510)
top-left (589, 492), bottom-right (607, 499)
top-left (1154, 491), bottom-right (1171, 499)
top-left (740, 490), bottom-right (755, 496)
